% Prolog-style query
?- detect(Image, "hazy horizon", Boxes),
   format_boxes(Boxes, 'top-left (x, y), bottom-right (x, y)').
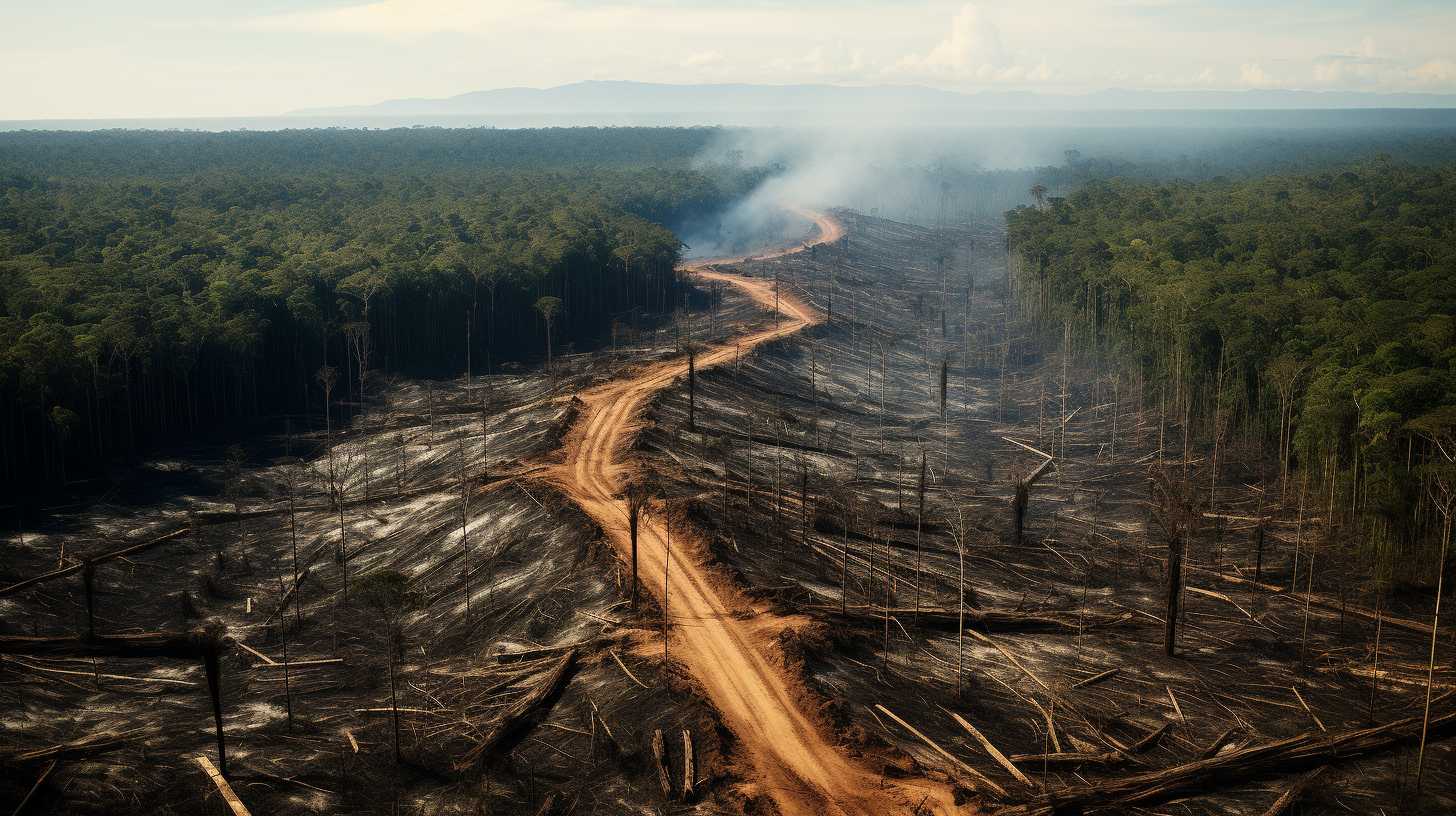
top-left (5, 1), bottom-right (1456, 121)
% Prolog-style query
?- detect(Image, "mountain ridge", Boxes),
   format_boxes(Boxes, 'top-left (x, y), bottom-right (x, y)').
top-left (290, 80), bottom-right (1456, 117)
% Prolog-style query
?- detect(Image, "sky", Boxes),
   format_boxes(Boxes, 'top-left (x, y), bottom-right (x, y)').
top-left (3, 0), bottom-right (1455, 119)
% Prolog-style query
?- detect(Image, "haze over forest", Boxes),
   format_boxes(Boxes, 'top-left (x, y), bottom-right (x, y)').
top-left (2, 3), bottom-right (1455, 816)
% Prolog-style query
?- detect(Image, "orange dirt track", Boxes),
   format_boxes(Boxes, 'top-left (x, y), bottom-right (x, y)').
top-left (546, 211), bottom-right (960, 815)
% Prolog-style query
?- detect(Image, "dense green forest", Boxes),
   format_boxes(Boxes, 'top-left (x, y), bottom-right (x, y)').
top-left (0, 128), bottom-right (759, 493)
top-left (1007, 162), bottom-right (1456, 578)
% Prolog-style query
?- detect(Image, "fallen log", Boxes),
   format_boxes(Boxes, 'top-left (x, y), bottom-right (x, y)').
top-left (1072, 668), bottom-right (1120, 689)
top-left (15, 730), bottom-right (131, 763)
top-left (874, 704), bottom-right (1007, 798)
top-left (942, 707), bottom-right (1036, 788)
top-left (251, 657), bottom-right (343, 671)
top-left (995, 699), bottom-right (1456, 815)
top-left (0, 630), bottom-right (217, 659)
top-left (815, 605), bottom-right (1132, 634)
top-left (455, 649), bottom-right (578, 769)
top-left (1009, 751), bottom-right (1126, 768)
top-left (1190, 566), bottom-right (1435, 637)
top-left (0, 529), bottom-right (190, 597)
top-left (195, 755), bottom-right (251, 816)
top-left (495, 637), bottom-right (613, 665)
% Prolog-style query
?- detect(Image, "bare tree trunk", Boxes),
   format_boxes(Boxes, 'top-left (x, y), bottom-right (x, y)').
top-left (1166, 529), bottom-right (1184, 657)
top-left (629, 499), bottom-right (641, 610)
top-left (1417, 508), bottom-right (1451, 790)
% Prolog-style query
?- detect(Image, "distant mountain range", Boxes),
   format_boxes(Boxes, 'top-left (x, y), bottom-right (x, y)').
top-left (291, 80), bottom-right (1456, 119)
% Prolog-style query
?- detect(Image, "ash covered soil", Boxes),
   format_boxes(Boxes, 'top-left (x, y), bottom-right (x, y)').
top-left (637, 211), bottom-right (1456, 815)
top-left (2, 210), bottom-right (1453, 816)
top-left (0, 283), bottom-right (770, 814)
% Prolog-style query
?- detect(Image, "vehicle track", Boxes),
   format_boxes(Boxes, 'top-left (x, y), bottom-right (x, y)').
top-left (547, 211), bottom-right (958, 815)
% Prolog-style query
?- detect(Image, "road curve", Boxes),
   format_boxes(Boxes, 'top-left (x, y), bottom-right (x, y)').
top-left (547, 210), bottom-right (958, 815)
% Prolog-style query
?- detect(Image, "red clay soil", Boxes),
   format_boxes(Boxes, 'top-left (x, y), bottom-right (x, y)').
top-left (546, 211), bottom-right (960, 815)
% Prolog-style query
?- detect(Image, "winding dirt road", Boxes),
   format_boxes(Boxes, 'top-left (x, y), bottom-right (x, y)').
top-left (547, 212), bottom-right (958, 815)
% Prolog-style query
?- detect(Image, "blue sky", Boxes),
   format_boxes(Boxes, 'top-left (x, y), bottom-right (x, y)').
top-left (3, 0), bottom-right (1454, 118)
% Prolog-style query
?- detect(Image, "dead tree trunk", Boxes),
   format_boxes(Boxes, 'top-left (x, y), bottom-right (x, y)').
top-left (1253, 521), bottom-right (1266, 585)
top-left (651, 728), bottom-right (672, 799)
top-left (202, 636), bottom-right (227, 776)
top-left (1012, 457), bottom-right (1055, 546)
top-left (687, 347), bottom-right (696, 431)
top-left (916, 450), bottom-right (927, 620)
top-left (628, 493), bottom-right (643, 610)
top-left (996, 701), bottom-right (1456, 816)
top-left (681, 729), bottom-right (695, 801)
top-left (82, 560), bottom-right (96, 640)
top-left (1166, 529), bottom-right (1185, 658)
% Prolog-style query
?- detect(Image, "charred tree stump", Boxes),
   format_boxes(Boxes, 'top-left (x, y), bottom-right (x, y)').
top-left (1012, 457), bottom-right (1054, 547)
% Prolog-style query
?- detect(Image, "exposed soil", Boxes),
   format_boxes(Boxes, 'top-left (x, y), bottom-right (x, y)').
top-left (544, 210), bottom-right (958, 815)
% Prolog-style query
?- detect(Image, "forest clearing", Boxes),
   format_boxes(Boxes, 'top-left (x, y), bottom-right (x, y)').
top-left (4, 193), bottom-right (1453, 814)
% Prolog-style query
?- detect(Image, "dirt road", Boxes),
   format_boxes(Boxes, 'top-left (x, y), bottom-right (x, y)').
top-left (548, 211), bottom-right (958, 814)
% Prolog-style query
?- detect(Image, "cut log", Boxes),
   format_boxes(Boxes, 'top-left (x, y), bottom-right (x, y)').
top-left (651, 728), bottom-right (672, 799)
top-left (455, 649), bottom-right (579, 769)
top-left (875, 704), bottom-right (1007, 798)
top-left (994, 700), bottom-right (1456, 816)
top-left (251, 658), bottom-right (343, 671)
top-left (495, 637), bottom-right (613, 665)
top-left (194, 755), bottom-right (251, 816)
top-left (16, 731), bottom-right (130, 762)
top-left (233, 641), bottom-right (275, 665)
top-left (681, 728), bottom-right (696, 801)
top-left (0, 629), bottom-right (216, 659)
top-left (1009, 751), bottom-right (1126, 768)
top-left (1072, 668), bottom-right (1120, 689)
top-left (1191, 566), bottom-right (1436, 637)
top-left (942, 707), bottom-right (1036, 788)
top-left (816, 605), bottom-right (1132, 634)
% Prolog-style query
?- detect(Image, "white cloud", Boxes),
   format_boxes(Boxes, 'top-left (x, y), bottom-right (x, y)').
top-left (912, 4), bottom-right (1007, 72)
top-left (5, 0), bottom-right (1456, 118)
top-left (1413, 59), bottom-right (1456, 85)
top-left (1238, 63), bottom-right (1275, 88)
top-left (893, 4), bottom-right (1052, 85)
top-left (682, 51), bottom-right (724, 69)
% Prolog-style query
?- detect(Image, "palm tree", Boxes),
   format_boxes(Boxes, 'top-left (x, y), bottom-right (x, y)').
top-left (534, 296), bottom-right (562, 372)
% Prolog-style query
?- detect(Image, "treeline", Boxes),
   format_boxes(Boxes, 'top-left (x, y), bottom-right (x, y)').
top-left (1007, 161), bottom-right (1456, 576)
top-left (0, 128), bottom-right (762, 493)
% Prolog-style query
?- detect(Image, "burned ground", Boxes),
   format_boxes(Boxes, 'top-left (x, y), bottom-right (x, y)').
top-left (638, 211), bottom-right (1456, 815)
top-left (2, 210), bottom-right (1453, 815)
top-left (0, 288), bottom-right (773, 815)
